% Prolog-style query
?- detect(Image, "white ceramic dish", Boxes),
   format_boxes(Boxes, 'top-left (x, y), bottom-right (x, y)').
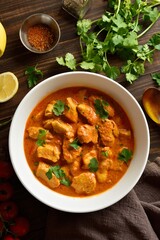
top-left (9, 71), bottom-right (150, 213)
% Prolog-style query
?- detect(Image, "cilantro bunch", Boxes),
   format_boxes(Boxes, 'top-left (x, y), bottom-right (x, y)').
top-left (57, 0), bottom-right (160, 83)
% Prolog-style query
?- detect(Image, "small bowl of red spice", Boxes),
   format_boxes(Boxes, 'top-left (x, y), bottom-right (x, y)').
top-left (19, 13), bottom-right (61, 53)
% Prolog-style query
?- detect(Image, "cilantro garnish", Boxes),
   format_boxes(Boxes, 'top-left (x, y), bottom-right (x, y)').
top-left (118, 148), bottom-right (133, 163)
top-left (56, 53), bottom-right (76, 70)
top-left (88, 158), bottom-right (99, 172)
top-left (36, 129), bottom-right (47, 146)
top-left (94, 99), bottom-right (109, 119)
top-left (25, 65), bottom-right (43, 88)
top-left (151, 73), bottom-right (160, 86)
top-left (56, 0), bottom-right (160, 84)
top-left (69, 138), bottom-right (81, 150)
top-left (53, 100), bottom-right (65, 116)
top-left (46, 165), bottom-right (71, 187)
top-left (101, 151), bottom-right (109, 158)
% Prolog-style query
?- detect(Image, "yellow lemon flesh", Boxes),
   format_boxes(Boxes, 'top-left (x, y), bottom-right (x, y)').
top-left (0, 72), bottom-right (19, 103)
top-left (0, 22), bottom-right (7, 57)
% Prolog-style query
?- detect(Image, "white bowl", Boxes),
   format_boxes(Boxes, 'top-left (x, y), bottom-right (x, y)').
top-left (9, 72), bottom-right (150, 213)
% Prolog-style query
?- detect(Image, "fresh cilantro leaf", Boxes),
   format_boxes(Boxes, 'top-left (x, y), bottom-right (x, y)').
top-left (80, 61), bottom-right (95, 70)
top-left (56, 56), bottom-right (65, 66)
top-left (46, 167), bottom-right (54, 180)
top-left (69, 139), bottom-right (81, 150)
top-left (60, 178), bottom-right (71, 186)
top-left (88, 158), bottom-right (98, 172)
top-left (143, 6), bottom-right (159, 23)
top-left (101, 151), bottom-right (109, 158)
top-left (65, 53), bottom-right (77, 70)
top-left (123, 32), bottom-right (138, 48)
top-left (56, 53), bottom-right (76, 70)
top-left (77, 19), bottom-right (92, 35)
top-left (36, 129), bottom-right (47, 146)
top-left (122, 60), bottom-right (145, 83)
top-left (103, 64), bottom-right (120, 80)
top-left (118, 148), bottom-right (133, 163)
top-left (125, 73), bottom-right (138, 83)
top-left (46, 165), bottom-right (71, 186)
top-left (148, 33), bottom-right (160, 50)
top-left (151, 73), bottom-right (160, 86)
top-left (94, 99), bottom-right (109, 119)
top-left (51, 166), bottom-right (62, 178)
top-left (136, 44), bottom-right (153, 62)
top-left (25, 65), bottom-right (43, 88)
top-left (53, 100), bottom-right (65, 116)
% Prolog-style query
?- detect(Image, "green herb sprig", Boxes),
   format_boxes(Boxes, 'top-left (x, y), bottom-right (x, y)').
top-left (118, 148), bottom-right (133, 163)
top-left (151, 72), bottom-right (160, 86)
top-left (53, 100), bottom-right (65, 116)
top-left (46, 165), bottom-right (71, 186)
top-left (69, 138), bottom-right (81, 150)
top-left (25, 65), bottom-right (43, 88)
top-left (88, 158), bottom-right (99, 172)
top-left (56, 0), bottom-right (160, 84)
top-left (36, 129), bottom-right (47, 146)
top-left (94, 99), bottom-right (109, 119)
top-left (0, 117), bottom-right (12, 128)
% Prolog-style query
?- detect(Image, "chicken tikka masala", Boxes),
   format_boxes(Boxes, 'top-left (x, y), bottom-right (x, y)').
top-left (24, 87), bottom-right (134, 197)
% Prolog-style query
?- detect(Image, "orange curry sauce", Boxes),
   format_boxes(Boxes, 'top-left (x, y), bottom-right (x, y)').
top-left (24, 87), bottom-right (134, 197)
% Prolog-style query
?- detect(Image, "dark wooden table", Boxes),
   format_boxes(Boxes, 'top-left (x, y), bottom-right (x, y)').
top-left (0, 0), bottom-right (160, 239)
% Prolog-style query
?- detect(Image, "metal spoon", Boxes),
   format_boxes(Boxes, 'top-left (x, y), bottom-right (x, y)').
top-left (142, 87), bottom-right (160, 125)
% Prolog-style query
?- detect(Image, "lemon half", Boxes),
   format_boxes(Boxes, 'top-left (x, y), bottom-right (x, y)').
top-left (0, 72), bottom-right (19, 103)
top-left (0, 22), bottom-right (7, 57)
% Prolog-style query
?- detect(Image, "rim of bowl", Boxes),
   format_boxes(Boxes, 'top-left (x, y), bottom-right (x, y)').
top-left (9, 71), bottom-right (150, 213)
top-left (19, 13), bottom-right (61, 54)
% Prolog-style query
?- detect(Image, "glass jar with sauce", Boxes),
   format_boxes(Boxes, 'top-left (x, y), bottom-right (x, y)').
top-left (62, 0), bottom-right (93, 19)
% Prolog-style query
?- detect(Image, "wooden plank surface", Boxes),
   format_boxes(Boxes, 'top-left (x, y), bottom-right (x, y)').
top-left (0, 0), bottom-right (160, 239)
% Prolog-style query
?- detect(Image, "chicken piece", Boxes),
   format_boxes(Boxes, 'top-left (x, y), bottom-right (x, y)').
top-left (63, 138), bottom-right (82, 163)
top-left (71, 172), bottom-right (96, 194)
top-left (77, 124), bottom-right (98, 144)
top-left (98, 119), bottom-right (119, 146)
top-left (119, 129), bottom-right (131, 137)
top-left (70, 160), bottom-right (81, 176)
top-left (98, 146), bottom-right (113, 161)
top-left (36, 162), bottom-right (60, 189)
top-left (43, 119), bottom-right (54, 130)
top-left (96, 170), bottom-right (108, 183)
top-left (52, 119), bottom-right (74, 139)
top-left (82, 149), bottom-right (97, 169)
top-left (45, 134), bottom-right (63, 147)
top-left (103, 104), bottom-right (115, 118)
top-left (27, 127), bottom-right (53, 140)
top-left (37, 144), bottom-right (60, 163)
top-left (77, 89), bottom-right (87, 101)
top-left (77, 103), bottom-right (98, 125)
top-left (45, 101), bottom-right (56, 118)
top-left (99, 159), bottom-right (113, 170)
top-left (32, 110), bottom-right (44, 121)
top-left (64, 97), bottom-right (78, 123)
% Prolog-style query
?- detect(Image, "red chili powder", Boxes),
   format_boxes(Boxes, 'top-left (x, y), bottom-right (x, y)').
top-left (27, 24), bottom-right (55, 51)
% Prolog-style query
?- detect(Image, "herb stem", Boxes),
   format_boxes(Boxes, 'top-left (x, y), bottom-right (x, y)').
top-left (115, 0), bottom-right (121, 15)
top-left (0, 118), bottom-right (12, 127)
top-left (137, 14), bottom-right (160, 38)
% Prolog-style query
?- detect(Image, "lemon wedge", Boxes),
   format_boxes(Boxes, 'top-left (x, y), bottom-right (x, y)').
top-left (0, 22), bottom-right (7, 57)
top-left (0, 72), bottom-right (19, 103)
